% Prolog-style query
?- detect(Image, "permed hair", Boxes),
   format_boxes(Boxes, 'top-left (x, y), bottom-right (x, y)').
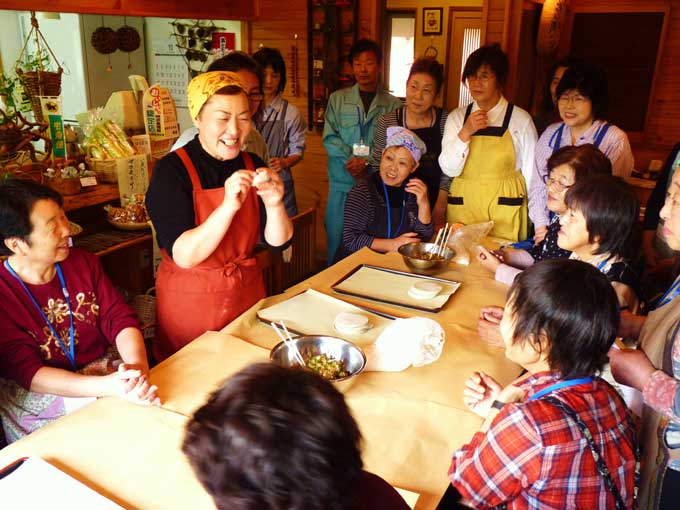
top-left (546, 144), bottom-right (612, 182)
top-left (0, 178), bottom-right (63, 256)
top-left (564, 174), bottom-right (639, 260)
top-left (407, 57), bottom-right (445, 95)
top-left (507, 259), bottom-right (619, 378)
top-left (252, 47), bottom-right (287, 94)
top-left (556, 63), bottom-right (610, 120)
top-left (349, 39), bottom-right (382, 64)
top-left (182, 363), bottom-right (363, 510)
top-left (461, 43), bottom-right (508, 86)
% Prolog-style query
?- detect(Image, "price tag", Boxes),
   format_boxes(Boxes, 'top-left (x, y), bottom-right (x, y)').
top-left (80, 176), bottom-right (98, 187)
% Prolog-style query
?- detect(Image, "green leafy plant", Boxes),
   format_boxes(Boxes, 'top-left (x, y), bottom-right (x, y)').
top-left (18, 47), bottom-right (53, 72)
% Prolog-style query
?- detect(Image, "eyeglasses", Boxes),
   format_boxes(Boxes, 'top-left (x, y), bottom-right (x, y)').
top-left (407, 82), bottom-right (435, 98)
top-left (466, 72), bottom-right (495, 84)
top-left (248, 92), bottom-right (264, 102)
top-left (557, 94), bottom-right (588, 106)
top-left (544, 176), bottom-right (573, 192)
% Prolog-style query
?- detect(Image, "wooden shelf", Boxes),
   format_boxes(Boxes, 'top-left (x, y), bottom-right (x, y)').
top-left (62, 184), bottom-right (120, 212)
top-left (75, 228), bottom-right (152, 257)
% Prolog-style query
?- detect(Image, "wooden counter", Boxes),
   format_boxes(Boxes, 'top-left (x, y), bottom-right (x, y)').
top-left (62, 184), bottom-right (120, 212)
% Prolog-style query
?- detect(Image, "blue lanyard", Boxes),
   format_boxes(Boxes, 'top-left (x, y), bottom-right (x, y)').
top-left (381, 181), bottom-right (406, 239)
top-left (4, 260), bottom-right (76, 370)
top-left (356, 106), bottom-right (367, 142)
top-left (658, 278), bottom-right (680, 308)
top-left (596, 259), bottom-right (608, 272)
top-left (528, 377), bottom-right (594, 401)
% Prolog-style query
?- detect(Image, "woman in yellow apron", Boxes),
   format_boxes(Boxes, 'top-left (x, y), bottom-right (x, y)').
top-left (439, 44), bottom-right (537, 242)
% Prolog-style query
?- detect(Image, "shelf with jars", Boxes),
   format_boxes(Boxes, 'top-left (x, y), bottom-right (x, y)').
top-left (307, 0), bottom-right (358, 131)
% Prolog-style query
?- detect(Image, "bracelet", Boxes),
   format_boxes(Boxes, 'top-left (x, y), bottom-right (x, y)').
top-left (491, 400), bottom-right (505, 411)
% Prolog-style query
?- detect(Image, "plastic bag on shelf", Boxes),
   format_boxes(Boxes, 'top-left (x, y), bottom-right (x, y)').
top-left (447, 221), bottom-right (494, 266)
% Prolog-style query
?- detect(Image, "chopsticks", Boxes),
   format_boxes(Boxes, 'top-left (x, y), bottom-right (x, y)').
top-left (430, 223), bottom-right (453, 259)
top-left (271, 320), bottom-right (306, 366)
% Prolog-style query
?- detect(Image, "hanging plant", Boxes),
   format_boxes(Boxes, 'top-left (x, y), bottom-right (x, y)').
top-left (117, 25), bottom-right (141, 53)
top-left (91, 26), bottom-right (118, 54)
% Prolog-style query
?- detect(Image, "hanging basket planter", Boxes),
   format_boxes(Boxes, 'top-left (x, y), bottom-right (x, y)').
top-left (14, 12), bottom-right (63, 124)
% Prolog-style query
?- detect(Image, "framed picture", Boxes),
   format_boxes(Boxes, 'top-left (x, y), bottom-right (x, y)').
top-left (423, 7), bottom-right (443, 36)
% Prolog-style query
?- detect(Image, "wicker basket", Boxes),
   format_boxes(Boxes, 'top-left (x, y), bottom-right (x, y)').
top-left (86, 157), bottom-right (118, 183)
top-left (45, 175), bottom-right (81, 195)
top-left (132, 288), bottom-right (156, 341)
top-left (15, 68), bottom-right (63, 123)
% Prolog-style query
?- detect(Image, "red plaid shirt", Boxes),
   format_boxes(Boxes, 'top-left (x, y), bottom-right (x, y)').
top-left (449, 372), bottom-right (637, 510)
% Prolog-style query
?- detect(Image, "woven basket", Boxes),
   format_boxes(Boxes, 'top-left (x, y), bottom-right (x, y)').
top-left (45, 175), bottom-right (81, 195)
top-left (132, 288), bottom-right (156, 341)
top-left (15, 68), bottom-right (63, 123)
top-left (86, 157), bottom-right (118, 183)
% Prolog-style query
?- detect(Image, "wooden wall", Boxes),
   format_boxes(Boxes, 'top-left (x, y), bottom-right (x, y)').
top-left (482, 0), bottom-right (680, 169)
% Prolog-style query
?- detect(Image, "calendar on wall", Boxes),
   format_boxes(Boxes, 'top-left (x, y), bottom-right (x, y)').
top-left (154, 60), bottom-right (189, 108)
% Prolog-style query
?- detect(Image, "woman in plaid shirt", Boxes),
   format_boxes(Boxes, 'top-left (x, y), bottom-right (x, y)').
top-left (450, 259), bottom-right (638, 509)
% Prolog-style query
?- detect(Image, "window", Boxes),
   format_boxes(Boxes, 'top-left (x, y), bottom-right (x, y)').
top-left (385, 12), bottom-right (415, 98)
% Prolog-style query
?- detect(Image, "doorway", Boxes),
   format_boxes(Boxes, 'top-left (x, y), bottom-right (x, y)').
top-left (443, 8), bottom-right (482, 111)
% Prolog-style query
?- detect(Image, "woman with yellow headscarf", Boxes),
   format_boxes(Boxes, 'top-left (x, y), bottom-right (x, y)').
top-left (146, 72), bottom-right (293, 361)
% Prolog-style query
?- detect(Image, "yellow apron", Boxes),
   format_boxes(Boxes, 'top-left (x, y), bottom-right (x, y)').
top-left (446, 103), bottom-right (528, 241)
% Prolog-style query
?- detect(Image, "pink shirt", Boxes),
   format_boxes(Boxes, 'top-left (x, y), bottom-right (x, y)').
top-left (529, 120), bottom-right (635, 228)
top-left (0, 249), bottom-right (139, 389)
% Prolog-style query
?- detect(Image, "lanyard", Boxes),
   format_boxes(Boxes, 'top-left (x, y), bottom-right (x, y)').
top-left (381, 181), bottom-right (406, 239)
top-left (356, 106), bottom-right (368, 143)
top-left (658, 278), bottom-right (680, 308)
top-left (4, 260), bottom-right (76, 370)
top-left (528, 377), bottom-right (594, 401)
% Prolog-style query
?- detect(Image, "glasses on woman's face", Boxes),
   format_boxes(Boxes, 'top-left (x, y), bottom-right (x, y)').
top-left (407, 82), bottom-right (435, 99)
top-left (466, 71), bottom-right (495, 85)
top-left (248, 92), bottom-right (264, 102)
top-left (544, 175), bottom-right (572, 192)
top-left (557, 93), bottom-right (589, 106)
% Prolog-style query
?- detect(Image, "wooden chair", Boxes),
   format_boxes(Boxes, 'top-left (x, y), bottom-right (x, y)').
top-left (282, 206), bottom-right (318, 290)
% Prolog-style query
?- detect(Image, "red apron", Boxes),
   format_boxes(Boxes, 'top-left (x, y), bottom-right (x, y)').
top-left (154, 149), bottom-right (265, 361)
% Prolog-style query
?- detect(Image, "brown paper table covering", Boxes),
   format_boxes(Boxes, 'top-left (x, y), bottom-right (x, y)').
top-left (0, 398), bottom-right (216, 510)
top-left (0, 247), bottom-right (520, 510)
top-left (332, 264), bottom-right (461, 310)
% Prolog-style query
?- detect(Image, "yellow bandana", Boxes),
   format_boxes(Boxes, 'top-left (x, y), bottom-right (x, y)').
top-left (187, 71), bottom-right (244, 120)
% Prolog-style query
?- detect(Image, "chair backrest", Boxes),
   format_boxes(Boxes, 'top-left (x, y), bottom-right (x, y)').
top-left (282, 206), bottom-right (317, 290)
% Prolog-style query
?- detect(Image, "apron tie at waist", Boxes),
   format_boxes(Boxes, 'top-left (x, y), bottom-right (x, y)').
top-left (221, 256), bottom-right (258, 278)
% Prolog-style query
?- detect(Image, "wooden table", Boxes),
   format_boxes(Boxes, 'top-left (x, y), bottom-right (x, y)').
top-left (0, 248), bottom-right (521, 510)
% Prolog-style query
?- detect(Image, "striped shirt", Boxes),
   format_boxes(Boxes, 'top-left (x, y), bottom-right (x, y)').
top-left (340, 173), bottom-right (434, 257)
top-left (370, 107), bottom-right (452, 193)
top-left (529, 120), bottom-right (635, 228)
top-left (450, 372), bottom-right (638, 510)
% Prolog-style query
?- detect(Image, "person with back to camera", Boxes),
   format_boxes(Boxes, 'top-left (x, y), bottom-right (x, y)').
top-left (182, 362), bottom-right (410, 510)
top-left (370, 57), bottom-right (450, 229)
top-left (146, 72), bottom-right (293, 362)
top-left (529, 63), bottom-right (634, 243)
top-left (323, 39), bottom-right (402, 265)
top-left (450, 259), bottom-right (639, 509)
top-left (439, 43), bottom-right (537, 242)
top-left (252, 46), bottom-right (307, 218)
top-left (0, 179), bottom-right (159, 443)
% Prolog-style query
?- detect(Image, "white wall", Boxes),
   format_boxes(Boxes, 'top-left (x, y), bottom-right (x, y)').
top-left (143, 17), bottom-right (242, 132)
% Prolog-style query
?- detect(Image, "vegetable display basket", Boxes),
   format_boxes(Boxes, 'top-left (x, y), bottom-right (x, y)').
top-left (15, 13), bottom-right (63, 124)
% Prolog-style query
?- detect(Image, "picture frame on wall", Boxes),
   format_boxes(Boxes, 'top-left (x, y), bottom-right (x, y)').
top-left (423, 7), bottom-right (443, 36)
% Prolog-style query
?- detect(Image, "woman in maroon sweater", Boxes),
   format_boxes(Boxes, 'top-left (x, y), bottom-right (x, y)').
top-left (0, 179), bottom-right (159, 443)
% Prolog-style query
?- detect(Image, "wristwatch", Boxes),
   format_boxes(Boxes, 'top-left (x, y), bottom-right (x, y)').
top-left (491, 400), bottom-right (505, 411)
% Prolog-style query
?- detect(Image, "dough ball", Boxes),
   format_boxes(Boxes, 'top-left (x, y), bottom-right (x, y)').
top-left (252, 170), bottom-right (271, 188)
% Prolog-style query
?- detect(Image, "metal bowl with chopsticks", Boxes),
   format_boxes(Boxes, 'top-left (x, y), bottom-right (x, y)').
top-left (399, 242), bottom-right (455, 274)
top-left (270, 335), bottom-right (366, 392)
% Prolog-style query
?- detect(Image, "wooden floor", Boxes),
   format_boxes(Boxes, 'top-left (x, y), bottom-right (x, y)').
top-left (292, 128), bottom-right (330, 265)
